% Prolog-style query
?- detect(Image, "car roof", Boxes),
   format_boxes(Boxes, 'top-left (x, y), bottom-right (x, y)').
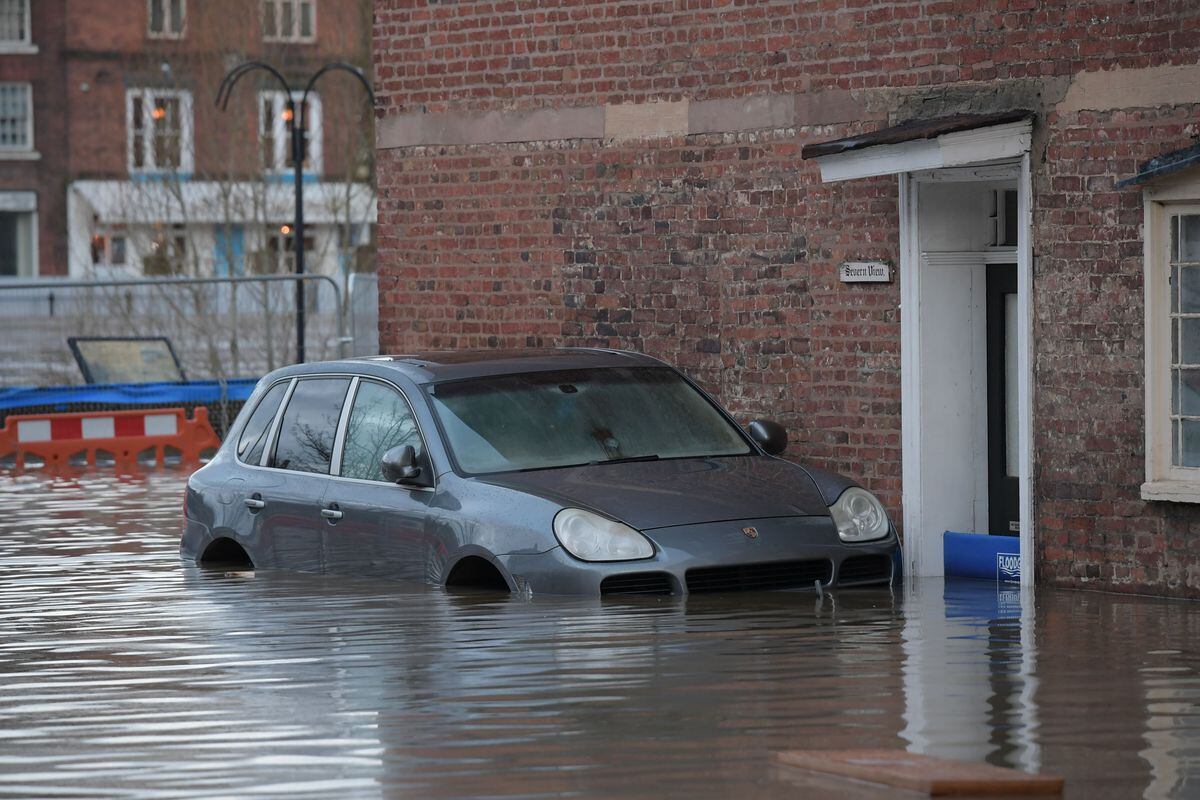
top-left (292, 348), bottom-right (668, 384)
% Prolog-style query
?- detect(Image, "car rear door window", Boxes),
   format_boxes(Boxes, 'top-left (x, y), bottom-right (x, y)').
top-left (236, 381), bottom-right (289, 465)
top-left (340, 380), bottom-right (423, 481)
top-left (270, 377), bottom-right (351, 474)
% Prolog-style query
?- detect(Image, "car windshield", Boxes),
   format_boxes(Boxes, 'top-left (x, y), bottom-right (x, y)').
top-left (426, 367), bottom-right (752, 475)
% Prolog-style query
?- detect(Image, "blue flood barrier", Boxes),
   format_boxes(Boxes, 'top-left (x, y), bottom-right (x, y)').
top-left (0, 379), bottom-right (259, 412)
top-left (943, 531), bottom-right (1021, 583)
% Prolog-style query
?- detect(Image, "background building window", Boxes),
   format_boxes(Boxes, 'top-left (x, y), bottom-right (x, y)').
top-left (0, 83), bottom-right (32, 151)
top-left (262, 227), bottom-right (314, 274)
top-left (258, 91), bottom-right (321, 174)
top-left (148, 0), bottom-right (185, 38)
top-left (90, 232), bottom-right (127, 267)
top-left (263, 0), bottom-right (315, 42)
top-left (127, 89), bottom-right (193, 173)
top-left (0, 0), bottom-right (30, 47)
top-left (0, 204), bottom-right (35, 277)
top-left (1169, 213), bottom-right (1200, 467)
top-left (142, 228), bottom-right (187, 275)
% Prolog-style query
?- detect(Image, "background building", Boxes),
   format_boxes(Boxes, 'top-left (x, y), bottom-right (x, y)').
top-left (0, 0), bottom-right (376, 280)
top-left (372, 1), bottom-right (1200, 598)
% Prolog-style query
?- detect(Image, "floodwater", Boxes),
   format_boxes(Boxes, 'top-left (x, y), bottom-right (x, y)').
top-left (0, 470), bottom-right (1198, 799)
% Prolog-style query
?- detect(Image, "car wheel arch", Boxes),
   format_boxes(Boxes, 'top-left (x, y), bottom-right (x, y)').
top-left (443, 546), bottom-right (513, 592)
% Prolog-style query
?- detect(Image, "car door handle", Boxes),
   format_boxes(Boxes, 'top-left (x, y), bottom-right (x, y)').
top-left (244, 496), bottom-right (266, 510)
top-left (321, 506), bottom-right (343, 521)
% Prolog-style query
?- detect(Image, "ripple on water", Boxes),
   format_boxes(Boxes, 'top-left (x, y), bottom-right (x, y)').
top-left (0, 469), bottom-right (1198, 799)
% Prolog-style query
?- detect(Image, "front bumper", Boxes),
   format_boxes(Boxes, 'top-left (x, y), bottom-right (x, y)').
top-left (500, 516), bottom-right (898, 596)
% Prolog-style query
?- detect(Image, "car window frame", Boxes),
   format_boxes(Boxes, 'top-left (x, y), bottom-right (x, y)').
top-left (422, 365), bottom-right (761, 478)
top-left (231, 370), bottom-right (436, 492)
top-left (230, 376), bottom-right (295, 468)
top-left (329, 375), bottom-right (435, 492)
top-left (264, 375), bottom-right (353, 475)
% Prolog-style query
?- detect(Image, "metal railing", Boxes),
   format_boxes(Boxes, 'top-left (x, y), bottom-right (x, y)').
top-left (0, 274), bottom-right (357, 387)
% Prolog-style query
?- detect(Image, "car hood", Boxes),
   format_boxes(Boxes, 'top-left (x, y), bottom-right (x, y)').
top-left (477, 456), bottom-right (829, 530)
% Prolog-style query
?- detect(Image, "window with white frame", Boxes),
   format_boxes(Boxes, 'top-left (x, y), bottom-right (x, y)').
top-left (262, 0), bottom-right (315, 42)
top-left (1141, 171), bottom-right (1200, 499)
top-left (127, 89), bottom-right (193, 173)
top-left (259, 91), bottom-right (321, 174)
top-left (0, 191), bottom-right (36, 277)
top-left (148, 0), bottom-right (185, 38)
top-left (0, 83), bottom-right (32, 152)
top-left (90, 231), bottom-right (127, 267)
top-left (0, 0), bottom-right (31, 49)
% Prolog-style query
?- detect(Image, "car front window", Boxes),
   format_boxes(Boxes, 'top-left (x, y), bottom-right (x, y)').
top-left (426, 367), bottom-right (751, 475)
top-left (340, 380), bottom-right (423, 482)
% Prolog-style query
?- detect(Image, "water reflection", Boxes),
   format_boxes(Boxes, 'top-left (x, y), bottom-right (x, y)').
top-left (0, 469), bottom-right (1198, 798)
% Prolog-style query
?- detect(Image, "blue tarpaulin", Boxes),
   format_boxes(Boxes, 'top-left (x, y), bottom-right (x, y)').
top-left (0, 379), bottom-right (260, 412)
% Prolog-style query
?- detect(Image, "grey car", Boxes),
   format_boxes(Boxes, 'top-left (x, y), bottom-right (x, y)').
top-left (181, 349), bottom-right (899, 595)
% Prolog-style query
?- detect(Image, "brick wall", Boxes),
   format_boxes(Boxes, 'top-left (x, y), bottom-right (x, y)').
top-left (0, 0), bottom-right (68, 274)
top-left (375, 0), bottom-right (1200, 597)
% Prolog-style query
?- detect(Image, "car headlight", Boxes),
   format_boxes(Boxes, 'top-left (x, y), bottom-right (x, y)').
top-left (829, 487), bottom-right (891, 543)
top-left (553, 508), bottom-right (654, 561)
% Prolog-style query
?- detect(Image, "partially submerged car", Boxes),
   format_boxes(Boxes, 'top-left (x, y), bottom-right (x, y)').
top-left (181, 349), bottom-right (898, 595)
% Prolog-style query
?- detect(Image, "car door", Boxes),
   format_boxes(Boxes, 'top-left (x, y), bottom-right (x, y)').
top-left (255, 376), bottom-right (352, 573)
top-left (321, 377), bottom-right (439, 581)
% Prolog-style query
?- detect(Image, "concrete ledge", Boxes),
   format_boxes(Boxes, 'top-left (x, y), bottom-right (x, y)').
top-left (1060, 63), bottom-right (1200, 114)
top-left (605, 99), bottom-right (689, 140)
top-left (688, 94), bottom-right (794, 135)
top-left (377, 105), bottom-right (604, 149)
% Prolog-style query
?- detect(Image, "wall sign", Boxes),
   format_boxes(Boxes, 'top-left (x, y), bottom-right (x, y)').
top-left (839, 261), bottom-right (891, 283)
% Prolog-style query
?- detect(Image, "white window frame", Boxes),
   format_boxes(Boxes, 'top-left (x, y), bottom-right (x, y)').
top-left (258, 90), bottom-right (322, 176)
top-left (126, 88), bottom-right (194, 174)
top-left (262, 0), bottom-right (316, 43)
top-left (0, 0), bottom-right (36, 54)
top-left (0, 81), bottom-right (34, 157)
top-left (1141, 170), bottom-right (1200, 502)
top-left (147, 0), bottom-right (186, 39)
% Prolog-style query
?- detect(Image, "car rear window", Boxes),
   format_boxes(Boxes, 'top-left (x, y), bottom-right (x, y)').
top-left (236, 381), bottom-right (288, 465)
top-left (270, 378), bottom-right (351, 474)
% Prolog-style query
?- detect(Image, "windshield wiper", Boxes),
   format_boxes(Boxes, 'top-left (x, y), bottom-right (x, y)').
top-left (587, 454), bottom-right (661, 466)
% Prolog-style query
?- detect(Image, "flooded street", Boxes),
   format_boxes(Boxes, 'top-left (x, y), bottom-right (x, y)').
top-left (0, 470), bottom-right (1198, 799)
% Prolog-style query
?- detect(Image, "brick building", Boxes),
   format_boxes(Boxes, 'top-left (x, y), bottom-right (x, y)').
top-left (372, 1), bottom-right (1200, 598)
top-left (0, 0), bottom-right (375, 278)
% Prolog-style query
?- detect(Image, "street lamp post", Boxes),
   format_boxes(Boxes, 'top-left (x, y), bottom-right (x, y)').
top-left (216, 61), bottom-right (373, 364)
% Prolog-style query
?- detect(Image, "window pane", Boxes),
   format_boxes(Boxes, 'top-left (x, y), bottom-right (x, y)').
top-left (237, 381), bottom-right (289, 464)
top-left (1182, 267), bottom-right (1200, 313)
top-left (150, 0), bottom-right (164, 32)
top-left (0, 83), bottom-right (29, 149)
top-left (1172, 265), bottom-right (1179, 313)
top-left (300, 1), bottom-right (313, 37)
top-left (341, 382), bottom-right (422, 481)
top-left (0, 0), bottom-right (28, 42)
top-left (1182, 319), bottom-right (1200, 365)
top-left (1181, 215), bottom-right (1200, 262)
top-left (0, 212), bottom-right (17, 276)
top-left (170, 0), bottom-right (183, 33)
top-left (271, 378), bottom-right (349, 473)
top-left (1181, 370), bottom-right (1200, 416)
top-left (1182, 419), bottom-right (1200, 468)
top-left (262, 0), bottom-right (276, 37)
top-left (111, 236), bottom-right (126, 265)
top-left (281, 0), bottom-right (294, 37)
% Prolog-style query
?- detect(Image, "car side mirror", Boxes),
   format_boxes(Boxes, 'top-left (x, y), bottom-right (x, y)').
top-left (748, 419), bottom-right (788, 456)
top-left (381, 445), bottom-right (423, 485)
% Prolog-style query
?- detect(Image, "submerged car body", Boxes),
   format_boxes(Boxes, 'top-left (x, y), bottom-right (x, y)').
top-left (181, 349), bottom-right (899, 595)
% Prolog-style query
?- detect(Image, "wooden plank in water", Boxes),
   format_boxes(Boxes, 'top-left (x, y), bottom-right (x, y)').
top-left (775, 750), bottom-right (1064, 796)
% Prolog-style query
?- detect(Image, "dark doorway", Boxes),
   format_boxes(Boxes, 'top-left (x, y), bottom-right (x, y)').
top-left (987, 264), bottom-right (1020, 536)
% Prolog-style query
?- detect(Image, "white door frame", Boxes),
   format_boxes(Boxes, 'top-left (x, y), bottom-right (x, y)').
top-left (898, 157), bottom-right (1034, 585)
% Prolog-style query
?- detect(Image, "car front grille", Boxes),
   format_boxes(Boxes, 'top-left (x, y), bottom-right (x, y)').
top-left (600, 572), bottom-right (674, 596)
top-left (838, 554), bottom-right (893, 584)
top-left (685, 559), bottom-right (833, 594)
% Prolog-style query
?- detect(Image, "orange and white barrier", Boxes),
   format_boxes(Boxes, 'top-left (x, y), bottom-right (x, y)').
top-left (0, 407), bottom-right (221, 470)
